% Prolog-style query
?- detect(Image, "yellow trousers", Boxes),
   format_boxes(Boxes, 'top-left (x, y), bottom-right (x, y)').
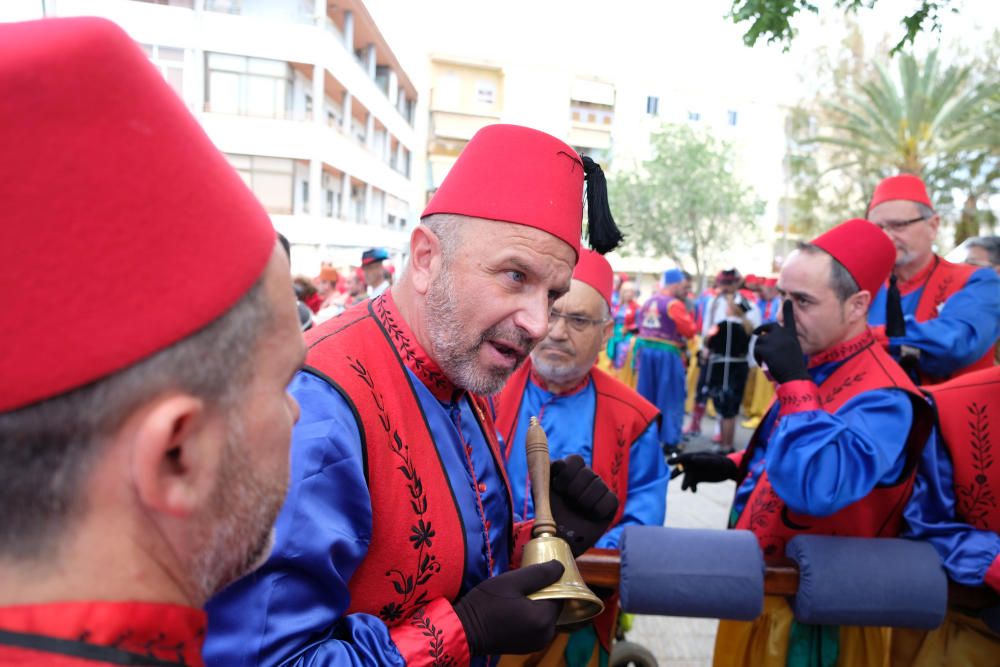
top-left (889, 608), bottom-right (1000, 666)
top-left (713, 596), bottom-right (890, 667)
top-left (498, 632), bottom-right (601, 667)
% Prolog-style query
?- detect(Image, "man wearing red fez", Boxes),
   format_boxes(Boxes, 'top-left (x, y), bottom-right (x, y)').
top-left (866, 174), bottom-right (1000, 383)
top-left (670, 219), bottom-right (935, 665)
top-left (494, 250), bottom-right (667, 665)
top-left (205, 124), bottom-right (626, 665)
top-left (0, 18), bottom-right (306, 666)
top-left (634, 268), bottom-right (698, 455)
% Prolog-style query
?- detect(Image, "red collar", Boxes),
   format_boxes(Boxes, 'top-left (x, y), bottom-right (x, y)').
top-left (528, 363), bottom-right (592, 397)
top-left (807, 327), bottom-right (878, 369)
top-left (373, 291), bottom-right (460, 403)
top-left (895, 255), bottom-right (939, 295)
top-left (0, 600), bottom-right (206, 666)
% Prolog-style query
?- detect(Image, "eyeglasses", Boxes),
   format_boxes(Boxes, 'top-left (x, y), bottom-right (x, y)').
top-left (548, 309), bottom-right (608, 332)
top-left (873, 215), bottom-right (926, 232)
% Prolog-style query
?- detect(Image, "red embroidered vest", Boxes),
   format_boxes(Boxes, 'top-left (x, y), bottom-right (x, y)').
top-left (303, 296), bottom-right (513, 627)
top-left (923, 366), bottom-right (1000, 532)
top-left (910, 256), bottom-right (995, 383)
top-left (494, 362), bottom-right (659, 528)
top-left (734, 334), bottom-right (933, 560)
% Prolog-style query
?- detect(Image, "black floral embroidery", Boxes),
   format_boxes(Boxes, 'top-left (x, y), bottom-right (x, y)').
top-left (610, 424), bottom-right (625, 503)
top-left (375, 296), bottom-right (449, 392)
top-left (955, 401), bottom-right (996, 529)
top-left (348, 355), bottom-right (440, 622)
top-left (409, 609), bottom-right (457, 667)
top-left (821, 372), bottom-right (866, 407)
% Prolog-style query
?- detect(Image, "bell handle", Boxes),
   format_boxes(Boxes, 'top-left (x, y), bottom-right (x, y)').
top-left (526, 416), bottom-right (557, 537)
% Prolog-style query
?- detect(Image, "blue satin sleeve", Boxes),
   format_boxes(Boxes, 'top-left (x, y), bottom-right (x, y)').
top-left (902, 433), bottom-right (1000, 586)
top-left (204, 371), bottom-right (405, 667)
top-left (895, 268), bottom-right (1000, 377)
top-left (765, 388), bottom-right (912, 517)
top-left (597, 421), bottom-right (668, 548)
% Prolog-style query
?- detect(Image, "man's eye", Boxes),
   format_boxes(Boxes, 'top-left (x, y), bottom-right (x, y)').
top-left (569, 316), bottom-right (590, 328)
top-left (507, 270), bottom-right (525, 283)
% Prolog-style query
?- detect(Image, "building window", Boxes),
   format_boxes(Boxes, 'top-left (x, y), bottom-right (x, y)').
top-left (475, 81), bottom-right (496, 106)
top-left (570, 100), bottom-right (614, 126)
top-left (226, 154), bottom-right (294, 214)
top-left (142, 44), bottom-right (185, 96)
top-left (206, 52), bottom-right (292, 119)
top-left (688, 111), bottom-right (700, 122)
top-left (646, 96), bottom-right (659, 116)
top-left (727, 110), bottom-right (738, 126)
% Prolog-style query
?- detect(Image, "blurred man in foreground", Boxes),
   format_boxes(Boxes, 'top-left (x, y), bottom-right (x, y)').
top-left (0, 17), bottom-right (304, 665)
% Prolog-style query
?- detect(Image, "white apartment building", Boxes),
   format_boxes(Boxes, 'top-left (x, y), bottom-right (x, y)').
top-left (4, 0), bottom-right (422, 275)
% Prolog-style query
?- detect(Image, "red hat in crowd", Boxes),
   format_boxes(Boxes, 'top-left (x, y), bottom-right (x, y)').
top-left (0, 18), bottom-right (275, 412)
top-left (764, 276), bottom-right (778, 288)
top-left (572, 249), bottom-right (614, 307)
top-left (810, 219), bottom-right (895, 296)
top-left (868, 174), bottom-right (933, 212)
top-left (422, 124), bottom-right (622, 259)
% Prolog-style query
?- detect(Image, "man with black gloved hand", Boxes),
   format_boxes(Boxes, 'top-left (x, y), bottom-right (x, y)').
top-left (703, 219), bottom-right (936, 666)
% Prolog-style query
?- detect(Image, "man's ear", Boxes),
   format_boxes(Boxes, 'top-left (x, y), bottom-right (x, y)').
top-left (408, 224), bottom-right (441, 296)
top-left (125, 394), bottom-right (225, 519)
top-left (847, 290), bottom-right (872, 327)
top-left (600, 318), bottom-right (614, 347)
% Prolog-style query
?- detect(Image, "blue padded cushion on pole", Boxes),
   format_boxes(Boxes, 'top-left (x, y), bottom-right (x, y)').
top-left (786, 535), bottom-right (947, 629)
top-left (619, 526), bottom-right (764, 620)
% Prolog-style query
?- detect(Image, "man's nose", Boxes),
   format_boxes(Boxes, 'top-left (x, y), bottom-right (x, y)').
top-left (514, 293), bottom-right (550, 343)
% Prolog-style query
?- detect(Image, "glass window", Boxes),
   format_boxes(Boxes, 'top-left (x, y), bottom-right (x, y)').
top-left (727, 110), bottom-right (738, 126)
top-left (225, 154), bottom-right (293, 214)
top-left (646, 96), bottom-right (659, 116)
top-left (688, 111), bottom-right (700, 122)
top-left (206, 53), bottom-right (292, 118)
top-left (142, 43), bottom-right (186, 96)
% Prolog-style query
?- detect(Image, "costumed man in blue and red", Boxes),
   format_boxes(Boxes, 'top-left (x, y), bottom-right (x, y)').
top-left (867, 174), bottom-right (1000, 384)
top-left (495, 250), bottom-right (668, 666)
top-left (203, 124), bottom-right (626, 666)
top-left (890, 365), bottom-right (1000, 665)
top-left (669, 219), bottom-right (935, 665)
top-left (605, 278), bottom-right (641, 387)
top-left (635, 268), bottom-right (699, 455)
top-left (0, 17), bottom-right (306, 666)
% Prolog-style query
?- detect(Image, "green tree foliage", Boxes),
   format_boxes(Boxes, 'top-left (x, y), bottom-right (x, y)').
top-left (729, 0), bottom-right (956, 54)
top-left (810, 44), bottom-right (999, 243)
top-left (610, 124), bottom-right (765, 287)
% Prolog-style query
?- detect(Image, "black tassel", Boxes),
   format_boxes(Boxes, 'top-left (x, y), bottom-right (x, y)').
top-left (885, 274), bottom-right (906, 337)
top-left (580, 155), bottom-right (624, 254)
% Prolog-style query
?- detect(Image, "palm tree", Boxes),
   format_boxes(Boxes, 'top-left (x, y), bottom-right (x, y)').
top-left (815, 48), bottom-right (997, 177)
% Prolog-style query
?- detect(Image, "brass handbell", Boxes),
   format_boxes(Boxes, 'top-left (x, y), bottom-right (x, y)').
top-left (522, 416), bottom-right (604, 626)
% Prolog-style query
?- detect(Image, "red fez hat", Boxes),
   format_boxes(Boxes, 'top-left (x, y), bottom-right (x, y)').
top-left (868, 174), bottom-right (932, 212)
top-left (0, 18), bottom-right (275, 412)
top-left (572, 250), bottom-right (614, 307)
top-left (764, 277), bottom-right (778, 288)
top-left (422, 124), bottom-right (622, 259)
top-left (810, 219), bottom-right (895, 296)
top-left (318, 266), bottom-right (340, 283)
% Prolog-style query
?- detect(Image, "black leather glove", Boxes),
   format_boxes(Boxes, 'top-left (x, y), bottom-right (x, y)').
top-left (667, 452), bottom-right (739, 493)
top-left (453, 560), bottom-right (564, 656)
top-left (752, 300), bottom-right (809, 384)
top-left (550, 454), bottom-right (619, 557)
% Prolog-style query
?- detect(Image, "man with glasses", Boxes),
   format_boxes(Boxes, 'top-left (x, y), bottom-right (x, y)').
top-left (636, 268), bottom-right (699, 456)
top-left (495, 250), bottom-right (667, 666)
top-left (867, 174), bottom-right (1000, 383)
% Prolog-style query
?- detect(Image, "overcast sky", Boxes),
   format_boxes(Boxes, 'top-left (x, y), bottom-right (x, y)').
top-left (367, 0), bottom-right (998, 106)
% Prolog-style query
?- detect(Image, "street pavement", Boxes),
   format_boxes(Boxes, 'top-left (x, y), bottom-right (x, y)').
top-left (618, 416), bottom-right (754, 666)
